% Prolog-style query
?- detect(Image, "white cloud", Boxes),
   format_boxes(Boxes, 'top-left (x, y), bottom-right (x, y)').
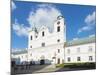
top-left (12, 1), bottom-right (16, 10)
top-left (72, 38), bottom-right (79, 41)
top-left (89, 34), bottom-right (95, 38)
top-left (11, 48), bottom-right (19, 52)
top-left (85, 11), bottom-right (96, 25)
top-left (12, 20), bottom-right (30, 37)
top-left (78, 25), bottom-right (92, 34)
top-left (13, 4), bottom-right (62, 37)
top-left (78, 11), bottom-right (96, 34)
top-left (27, 4), bottom-right (62, 32)
top-left (11, 48), bottom-right (27, 52)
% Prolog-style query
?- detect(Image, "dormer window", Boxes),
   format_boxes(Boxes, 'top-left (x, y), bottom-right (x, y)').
top-left (42, 31), bottom-right (45, 37)
top-left (57, 26), bottom-right (60, 32)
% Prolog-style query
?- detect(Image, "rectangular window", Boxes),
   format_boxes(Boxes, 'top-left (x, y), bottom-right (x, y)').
top-left (35, 35), bottom-right (38, 38)
top-left (68, 57), bottom-right (71, 62)
top-left (89, 56), bottom-right (93, 61)
top-left (22, 56), bottom-right (23, 58)
top-left (30, 45), bottom-right (32, 48)
top-left (88, 46), bottom-right (93, 52)
top-left (58, 49), bottom-right (60, 53)
top-left (42, 43), bottom-right (45, 47)
top-left (26, 55), bottom-right (27, 58)
top-left (58, 58), bottom-right (60, 64)
top-left (77, 47), bottom-right (80, 53)
top-left (67, 49), bottom-right (70, 54)
top-left (57, 26), bottom-right (60, 32)
top-left (30, 53), bottom-right (32, 56)
top-left (77, 57), bottom-right (81, 61)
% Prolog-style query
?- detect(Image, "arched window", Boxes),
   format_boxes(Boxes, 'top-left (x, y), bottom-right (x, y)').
top-left (57, 26), bottom-right (60, 32)
top-left (30, 45), bottom-right (32, 48)
top-left (42, 31), bottom-right (45, 37)
top-left (89, 56), bottom-right (93, 61)
top-left (30, 35), bottom-right (32, 40)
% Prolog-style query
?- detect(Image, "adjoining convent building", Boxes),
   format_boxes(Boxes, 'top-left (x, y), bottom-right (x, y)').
top-left (11, 15), bottom-right (96, 65)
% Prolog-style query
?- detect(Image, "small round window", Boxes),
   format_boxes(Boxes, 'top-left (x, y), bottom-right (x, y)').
top-left (57, 39), bottom-right (60, 42)
top-left (57, 21), bottom-right (60, 25)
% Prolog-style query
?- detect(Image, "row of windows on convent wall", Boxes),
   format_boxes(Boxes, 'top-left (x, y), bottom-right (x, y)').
top-left (19, 55), bottom-right (93, 62)
top-left (67, 56), bottom-right (93, 62)
top-left (67, 46), bottom-right (93, 54)
top-left (29, 46), bottom-right (93, 57)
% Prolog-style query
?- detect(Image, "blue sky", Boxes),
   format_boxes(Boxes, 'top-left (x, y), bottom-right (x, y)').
top-left (11, 1), bottom-right (96, 51)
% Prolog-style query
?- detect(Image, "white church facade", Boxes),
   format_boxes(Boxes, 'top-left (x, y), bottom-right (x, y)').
top-left (11, 16), bottom-right (96, 65)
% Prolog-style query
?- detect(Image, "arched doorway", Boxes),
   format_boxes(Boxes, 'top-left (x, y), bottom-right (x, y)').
top-left (40, 55), bottom-right (45, 65)
top-left (40, 60), bottom-right (45, 65)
